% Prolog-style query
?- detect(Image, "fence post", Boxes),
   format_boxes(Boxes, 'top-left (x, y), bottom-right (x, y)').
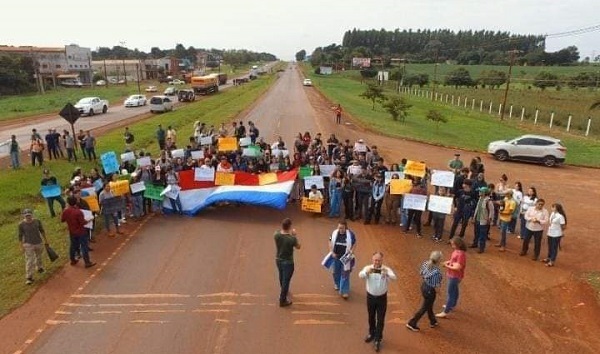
top-left (464, 97), bottom-right (468, 108)
top-left (457, 96), bottom-right (460, 106)
top-left (489, 101), bottom-right (493, 115)
top-left (566, 115), bottom-right (572, 132)
top-left (534, 109), bottom-right (539, 125)
top-left (520, 106), bottom-right (525, 121)
top-left (549, 111), bottom-right (554, 129)
top-left (451, 95), bottom-right (454, 105)
top-left (480, 100), bottom-right (483, 112)
top-left (445, 94), bottom-right (448, 103)
top-left (586, 117), bottom-right (591, 136)
top-left (498, 104), bottom-right (503, 116)
top-left (509, 105), bottom-right (513, 119)
top-left (472, 98), bottom-right (475, 110)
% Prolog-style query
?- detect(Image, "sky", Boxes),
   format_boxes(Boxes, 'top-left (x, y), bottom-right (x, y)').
top-left (2, 0), bottom-right (599, 61)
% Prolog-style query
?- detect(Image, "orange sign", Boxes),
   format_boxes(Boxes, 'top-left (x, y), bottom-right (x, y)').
top-left (404, 160), bottom-right (426, 178)
top-left (215, 172), bottom-right (235, 186)
top-left (82, 196), bottom-right (100, 212)
top-left (390, 179), bottom-right (413, 195)
top-left (301, 197), bottom-right (322, 213)
top-left (218, 137), bottom-right (238, 152)
top-left (258, 172), bottom-right (278, 186)
top-left (109, 180), bottom-right (130, 197)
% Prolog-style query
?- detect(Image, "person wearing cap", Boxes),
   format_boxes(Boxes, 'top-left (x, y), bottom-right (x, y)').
top-left (471, 187), bottom-right (494, 253)
top-left (41, 169), bottom-right (66, 217)
top-left (365, 173), bottom-right (385, 225)
top-left (18, 209), bottom-right (48, 285)
top-left (62, 196), bottom-right (96, 268)
top-left (448, 153), bottom-right (464, 175)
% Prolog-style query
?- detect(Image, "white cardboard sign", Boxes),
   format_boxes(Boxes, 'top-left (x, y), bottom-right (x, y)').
top-left (194, 167), bottom-right (215, 181)
top-left (431, 170), bottom-right (455, 188)
top-left (304, 175), bottom-right (325, 190)
top-left (427, 195), bottom-right (453, 214)
top-left (403, 193), bottom-right (428, 211)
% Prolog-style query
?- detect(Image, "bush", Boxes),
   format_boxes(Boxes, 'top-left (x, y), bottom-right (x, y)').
top-left (314, 67), bottom-right (321, 75)
top-left (360, 69), bottom-right (378, 79)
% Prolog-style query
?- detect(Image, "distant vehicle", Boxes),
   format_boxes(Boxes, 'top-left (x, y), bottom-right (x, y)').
top-left (487, 134), bottom-right (566, 167)
top-left (124, 94), bottom-right (147, 107)
top-left (190, 75), bottom-right (219, 95)
top-left (178, 89), bottom-right (196, 102)
top-left (149, 96), bottom-right (174, 113)
top-left (145, 86), bottom-right (158, 92)
top-left (95, 80), bottom-right (106, 86)
top-left (117, 79), bottom-right (126, 85)
top-left (303, 79), bottom-right (312, 86)
top-left (169, 79), bottom-right (185, 85)
top-left (60, 79), bottom-right (83, 88)
top-left (164, 87), bottom-right (178, 96)
top-left (158, 76), bottom-right (173, 83)
top-left (74, 97), bottom-right (108, 116)
top-left (207, 73), bottom-right (227, 85)
top-left (109, 78), bottom-right (118, 84)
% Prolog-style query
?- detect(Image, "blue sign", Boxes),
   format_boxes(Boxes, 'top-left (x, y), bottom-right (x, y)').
top-left (93, 179), bottom-right (104, 192)
top-left (101, 151), bottom-right (119, 175)
top-left (41, 185), bottom-right (61, 198)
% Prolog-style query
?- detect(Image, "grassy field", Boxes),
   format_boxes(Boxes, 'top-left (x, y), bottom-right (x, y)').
top-left (0, 63), bottom-right (259, 122)
top-left (584, 272), bottom-right (600, 303)
top-left (303, 66), bottom-right (600, 167)
top-left (0, 69), bottom-right (279, 318)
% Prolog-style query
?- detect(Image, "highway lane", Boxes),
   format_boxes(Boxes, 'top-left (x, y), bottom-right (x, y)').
top-left (25, 65), bottom-right (431, 354)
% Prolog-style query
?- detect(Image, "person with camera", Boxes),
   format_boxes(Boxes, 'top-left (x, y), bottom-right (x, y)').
top-left (358, 252), bottom-right (397, 352)
top-left (274, 218), bottom-right (301, 307)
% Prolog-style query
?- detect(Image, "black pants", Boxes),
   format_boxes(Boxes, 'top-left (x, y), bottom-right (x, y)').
top-left (522, 228), bottom-right (543, 259)
top-left (408, 283), bottom-right (437, 327)
top-left (405, 209), bottom-right (422, 234)
top-left (276, 260), bottom-right (294, 304)
top-left (450, 212), bottom-right (469, 238)
top-left (79, 143), bottom-right (87, 159)
top-left (343, 192), bottom-right (354, 220)
top-left (67, 148), bottom-right (77, 162)
top-left (367, 292), bottom-right (387, 341)
top-left (356, 193), bottom-right (370, 220)
top-left (433, 216), bottom-right (445, 239)
top-left (366, 198), bottom-right (383, 223)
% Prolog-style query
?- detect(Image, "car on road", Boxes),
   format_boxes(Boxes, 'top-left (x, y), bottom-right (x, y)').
top-left (145, 86), bottom-right (158, 92)
top-left (164, 87), bottom-right (178, 96)
top-left (149, 96), bottom-right (174, 113)
top-left (303, 78), bottom-right (312, 86)
top-left (178, 89), bottom-right (196, 102)
top-left (74, 97), bottom-right (109, 116)
top-left (124, 94), bottom-right (147, 107)
top-left (487, 134), bottom-right (566, 167)
top-left (169, 79), bottom-right (185, 85)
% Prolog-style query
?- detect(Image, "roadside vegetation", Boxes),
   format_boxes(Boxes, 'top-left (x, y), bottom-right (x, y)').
top-left (0, 70), bottom-right (279, 318)
top-left (302, 65), bottom-right (600, 167)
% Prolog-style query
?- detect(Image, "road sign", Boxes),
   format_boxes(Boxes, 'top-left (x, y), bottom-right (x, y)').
top-left (59, 103), bottom-right (80, 124)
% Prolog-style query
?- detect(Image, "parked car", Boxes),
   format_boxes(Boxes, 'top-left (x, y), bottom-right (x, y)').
top-left (145, 86), bottom-right (158, 92)
top-left (164, 87), bottom-right (178, 96)
top-left (124, 94), bottom-right (147, 107)
top-left (178, 89), bottom-right (196, 102)
top-left (74, 97), bottom-right (109, 116)
top-left (303, 78), bottom-right (312, 86)
top-left (169, 79), bottom-right (185, 85)
top-left (95, 80), bottom-right (106, 86)
top-left (149, 96), bottom-right (174, 113)
top-left (158, 76), bottom-right (173, 84)
top-left (487, 134), bottom-right (566, 167)
top-left (60, 79), bottom-right (83, 88)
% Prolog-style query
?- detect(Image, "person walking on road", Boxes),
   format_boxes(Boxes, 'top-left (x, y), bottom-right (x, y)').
top-left (329, 220), bottom-right (356, 299)
top-left (358, 252), bottom-right (397, 352)
top-left (18, 209), bottom-right (49, 285)
top-left (274, 218), bottom-right (301, 307)
top-left (406, 251), bottom-right (443, 332)
top-left (332, 103), bottom-right (343, 124)
top-left (436, 237), bottom-right (467, 319)
top-left (61, 196), bottom-right (95, 268)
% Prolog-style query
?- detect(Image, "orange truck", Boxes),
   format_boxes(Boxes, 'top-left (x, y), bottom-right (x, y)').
top-left (190, 75), bottom-right (219, 95)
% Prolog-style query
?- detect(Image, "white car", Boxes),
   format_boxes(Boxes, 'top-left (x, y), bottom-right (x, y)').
top-left (124, 94), bottom-right (147, 107)
top-left (169, 79), bottom-right (185, 85)
top-left (487, 134), bottom-right (566, 167)
top-left (74, 97), bottom-right (109, 116)
top-left (303, 78), bottom-right (312, 86)
top-left (145, 86), bottom-right (158, 92)
top-left (149, 96), bottom-right (174, 113)
top-left (95, 80), bottom-right (106, 86)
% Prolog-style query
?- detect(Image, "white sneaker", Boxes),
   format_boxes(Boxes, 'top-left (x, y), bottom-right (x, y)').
top-left (120, 218), bottom-right (127, 224)
top-left (435, 311), bottom-right (448, 318)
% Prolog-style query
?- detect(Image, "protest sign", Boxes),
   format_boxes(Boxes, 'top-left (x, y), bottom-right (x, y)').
top-left (82, 210), bottom-right (94, 229)
top-left (403, 193), bottom-right (428, 211)
top-left (144, 183), bottom-right (165, 201)
top-left (130, 181), bottom-right (146, 194)
top-left (354, 143), bottom-right (367, 153)
top-left (194, 167), bottom-right (215, 182)
top-left (319, 165), bottom-right (336, 177)
top-left (431, 170), bottom-right (455, 188)
top-left (137, 156), bottom-right (151, 168)
top-left (299, 166), bottom-right (313, 179)
top-left (390, 179), bottom-right (412, 194)
top-left (191, 150), bottom-right (204, 160)
top-left (120, 151), bottom-right (135, 162)
top-left (215, 172), bottom-right (235, 186)
top-left (200, 136), bottom-right (213, 146)
top-left (171, 149), bottom-right (185, 159)
top-left (242, 146), bottom-right (261, 157)
top-left (301, 197), bottom-right (322, 213)
top-left (271, 149), bottom-right (289, 158)
top-left (269, 163), bottom-right (279, 172)
top-left (404, 160), bottom-right (426, 178)
top-left (428, 195), bottom-right (453, 214)
top-left (100, 196), bottom-right (123, 214)
top-left (384, 171), bottom-right (404, 185)
top-left (304, 175), bottom-right (325, 190)
top-left (218, 137), bottom-right (237, 151)
top-left (101, 152), bottom-right (119, 175)
top-left (109, 180), bottom-right (130, 197)
top-left (239, 137), bottom-right (252, 147)
top-left (258, 172), bottom-right (278, 186)
top-left (93, 179), bottom-right (104, 192)
top-left (82, 196), bottom-right (99, 212)
top-left (41, 185), bottom-right (61, 198)
top-left (160, 185), bottom-right (180, 199)
top-left (81, 187), bottom-right (96, 197)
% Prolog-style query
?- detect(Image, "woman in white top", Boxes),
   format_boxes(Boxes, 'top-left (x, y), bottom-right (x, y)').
top-left (520, 198), bottom-right (549, 261)
top-left (510, 181), bottom-right (524, 234)
top-left (519, 187), bottom-right (538, 239)
top-left (543, 203), bottom-right (567, 267)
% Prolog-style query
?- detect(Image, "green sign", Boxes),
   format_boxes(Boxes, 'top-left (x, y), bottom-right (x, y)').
top-left (144, 183), bottom-right (165, 201)
top-left (299, 166), bottom-right (313, 179)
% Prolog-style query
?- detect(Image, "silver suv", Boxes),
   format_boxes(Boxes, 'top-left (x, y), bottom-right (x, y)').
top-left (487, 134), bottom-right (566, 167)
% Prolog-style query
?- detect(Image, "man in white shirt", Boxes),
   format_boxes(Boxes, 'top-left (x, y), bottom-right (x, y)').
top-left (358, 252), bottom-right (397, 352)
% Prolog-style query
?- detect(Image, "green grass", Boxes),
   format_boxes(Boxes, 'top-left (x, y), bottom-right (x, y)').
top-left (0, 68), bottom-right (281, 318)
top-left (304, 66), bottom-right (600, 167)
top-left (584, 272), bottom-right (600, 303)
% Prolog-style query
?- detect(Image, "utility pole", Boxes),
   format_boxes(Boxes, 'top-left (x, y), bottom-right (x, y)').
top-left (136, 63), bottom-right (141, 94)
top-left (103, 59), bottom-right (108, 86)
top-left (500, 50), bottom-right (519, 120)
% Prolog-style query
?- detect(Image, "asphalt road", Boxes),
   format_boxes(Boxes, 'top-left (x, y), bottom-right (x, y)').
top-left (25, 66), bottom-right (431, 354)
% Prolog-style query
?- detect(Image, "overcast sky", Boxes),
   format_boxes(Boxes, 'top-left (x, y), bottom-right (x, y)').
top-left (2, 0), bottom-right (599, 61)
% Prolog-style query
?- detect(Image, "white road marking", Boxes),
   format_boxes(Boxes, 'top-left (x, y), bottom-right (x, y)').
top-left (291, 311), bottom-right (347, 315)
top-left (192, 309), bottom-right (231, 313)
top-left (293, 319), bottom-right (347, 325)
top-left (130, 320), bottom-right (169, 324)
top-left (72, 294), bottom-right (191, 299)
top-left (130, 310), bottom-right (186, 314)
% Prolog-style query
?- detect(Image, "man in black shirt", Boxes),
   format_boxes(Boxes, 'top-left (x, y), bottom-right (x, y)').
top-left (274, 218), bottom-right (301, 307)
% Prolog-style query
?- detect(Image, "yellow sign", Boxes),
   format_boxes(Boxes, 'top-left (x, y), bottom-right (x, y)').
top-left (404, 160), bottom-right (426, 178)
top-left (82, 196), bottom-right (100, 212)
top-left (109, 180), bottom-right (130, 197)
top-left (390, 179), bottom-right (413, 195)
top-left (215, 172), bottom-right (235, 186)
top-left (301, 197), bottom-right (322, 213)
top-left (258, 172), bottom-right (278, 186)
top-left (218, 137), bottom-right (238, 152)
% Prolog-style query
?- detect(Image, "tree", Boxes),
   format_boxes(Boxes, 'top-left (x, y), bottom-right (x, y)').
top-left (444, 67), bottom-right (474, 88)
top-left (478, 70), bottom-right (507, 89)
top-left (150, 47), bottom-right (165, 59)
top-left (382, 95), bottom-right (412, 122)
top-left (360, 84), bottom-right (387, 110)
top-left (426, 110), bottom-right (448, 130)
top-left (404, 73), bottom-right (429, 88)
top-left (295, 49), bottom-right (306, 62)
top-left (533, 71), bottom-right (559, 91)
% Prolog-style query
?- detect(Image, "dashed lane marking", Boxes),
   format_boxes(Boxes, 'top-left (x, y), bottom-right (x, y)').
top-left (293, 319), bottom-right (347, 325)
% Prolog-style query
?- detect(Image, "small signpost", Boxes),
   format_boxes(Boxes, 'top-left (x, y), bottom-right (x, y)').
top-left (59, 103), bottom-right (81, 151)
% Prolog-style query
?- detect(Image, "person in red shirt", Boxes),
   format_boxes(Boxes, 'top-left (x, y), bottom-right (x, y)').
top-left (435, 237), bottom-right (467, 318)
top-left (61, 196), bottom-right (95, 268)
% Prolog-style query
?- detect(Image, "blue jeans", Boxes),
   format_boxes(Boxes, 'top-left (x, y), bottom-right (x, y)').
top-left (10, 151), bottom-right (20, 169)
top-left (444, 277), bottom-right (461, 313)
top-left (400, 208), bottom-right (408, 226)
top-left (132, 194), bottom-right (144, 217)
top-left (103, 213), bottom-right (119, 232)
top-left (331, 258), bottom-right (351, 295)
top-left (547, 236), bottom-right (561, 262)
top-left (46, 196), bottom-right (66, 217)
top-left (69, 234), bottom-right (91, 264)
top-left (86, 147), bottom-right (97, 161)
top-left (276, 260), bottom-right (294, 303)
top-left (329, 189), bottom-right (341, 217)
top-left (169, 195), bottom-right (183, 214)
top-left (477, 224), bottom-right (490, 251)
top-left (519, 214), bottom-right (527, 237)
top-left (499, 220), bottom-right (510, 247)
